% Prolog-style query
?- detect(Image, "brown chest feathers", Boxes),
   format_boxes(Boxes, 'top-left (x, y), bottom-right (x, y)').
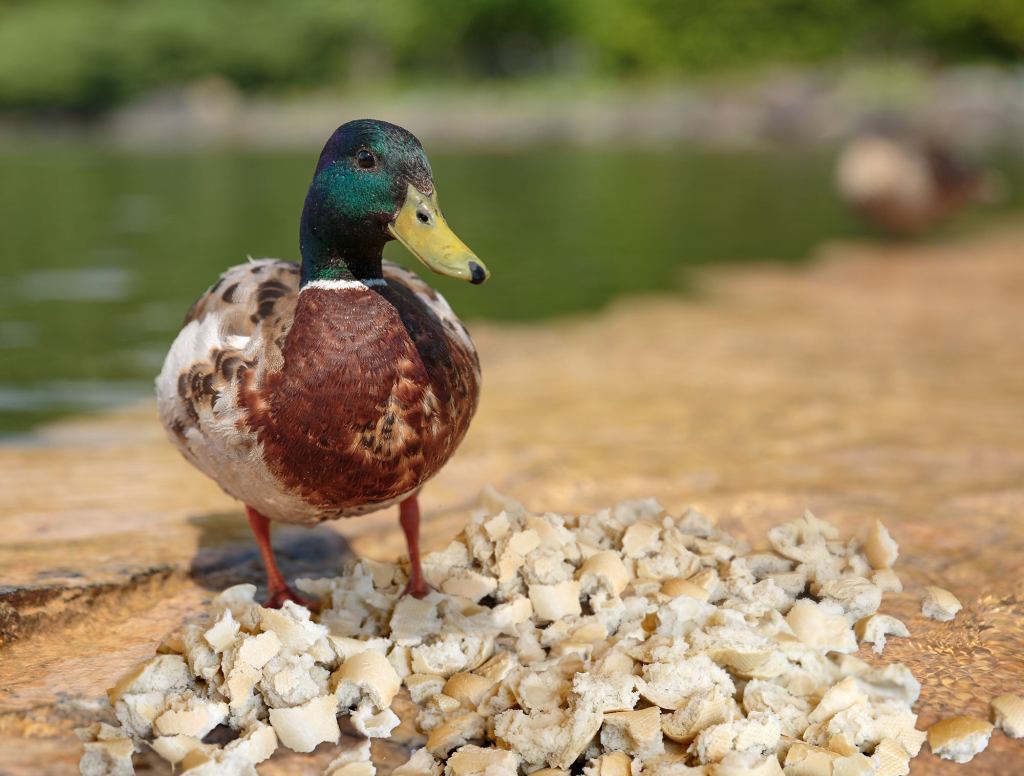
top-left (242, 283), bottom-right (480, 514)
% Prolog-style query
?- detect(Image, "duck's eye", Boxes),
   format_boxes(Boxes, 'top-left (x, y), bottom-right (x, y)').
top-left (356, 149), bottom-right (376, 169)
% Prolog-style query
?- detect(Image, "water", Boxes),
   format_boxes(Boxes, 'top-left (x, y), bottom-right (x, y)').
top-left (1, 144), bottom-right (1020, 435)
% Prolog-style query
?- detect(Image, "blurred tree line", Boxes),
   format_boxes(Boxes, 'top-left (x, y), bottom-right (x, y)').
top-left (0, 0), bottom-right (1021, 114)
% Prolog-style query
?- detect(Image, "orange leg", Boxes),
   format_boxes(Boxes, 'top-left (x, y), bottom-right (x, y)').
top-left (400, 495), bottom-right (429, 598)
top-left (245, 506), bottom-right (317, 609)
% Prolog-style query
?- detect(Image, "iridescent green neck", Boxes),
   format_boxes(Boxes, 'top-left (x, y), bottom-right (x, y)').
top-left (298, 120), bottom-right (433, 286)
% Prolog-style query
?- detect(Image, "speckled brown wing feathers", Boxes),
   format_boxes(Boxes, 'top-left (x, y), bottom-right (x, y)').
top-left (167, 260), bottom-right (301, 442)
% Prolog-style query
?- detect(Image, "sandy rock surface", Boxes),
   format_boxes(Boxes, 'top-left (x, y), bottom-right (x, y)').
top-left (2, 226), bottom-right (1024, 774)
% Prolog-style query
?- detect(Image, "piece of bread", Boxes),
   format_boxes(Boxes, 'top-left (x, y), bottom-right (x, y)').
top-left (331, 650), bottom-right (401, 710)
top-left (855, 614), bottom-right (909, 654)
top-left (445, 745), bottom-right (520, 776)
top-left (529, 581), bottom-right (583, 623)
top-left (352, 699), bottom-right (400, 738)
top-left (427, 712), bottom-right (486, 757)
top-left (927, 716), bottom-right (993, 763)
top-left (870, 738), bottom-right (910, 776)
top-left (600, 707), bottom-right (664, 761)
top-left (79, 738), bottom-right (135, 776)
top-left (991, 693), bottom-right (1024, 738)
top-left (920, 586), bottom-right (962, 622)
top-left (578, 552), bottom-right (630, 597)
top-left (862, 521), bottom-right (899, 570)
top-left (267, 694), bottom-right (339, 753)
top-left (393, 748), bottom-right (443, 776)
top-left (582, 751), bottom-right (633, 776)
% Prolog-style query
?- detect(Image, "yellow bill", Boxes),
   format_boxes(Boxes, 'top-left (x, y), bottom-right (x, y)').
top-left (388, 184), bottom-right (489, 284)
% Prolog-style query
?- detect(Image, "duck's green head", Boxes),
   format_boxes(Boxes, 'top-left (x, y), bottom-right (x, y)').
top-left (299, 119), bottom-right (489, 286)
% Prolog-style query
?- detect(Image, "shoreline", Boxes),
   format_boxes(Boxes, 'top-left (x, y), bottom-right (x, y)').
top-left (3, 64), bottom-right (1024, 152)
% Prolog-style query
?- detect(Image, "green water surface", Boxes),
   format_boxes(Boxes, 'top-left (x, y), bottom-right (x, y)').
top-left (0, 144), bottom-right (1020, 435)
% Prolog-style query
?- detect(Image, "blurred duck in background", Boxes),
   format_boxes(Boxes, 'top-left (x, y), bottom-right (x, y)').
top-left (835, 122), bottom-right (1002, 236)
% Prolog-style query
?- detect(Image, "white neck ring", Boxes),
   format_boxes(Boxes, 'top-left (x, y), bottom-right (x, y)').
top-left (301, 278), bottom-right (388, 292)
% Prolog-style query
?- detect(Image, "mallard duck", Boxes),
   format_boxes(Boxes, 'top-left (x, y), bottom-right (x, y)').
top-left (156, 119), bottom-right (489, 606)
top-left (835, 127), bottom-right (997, 235)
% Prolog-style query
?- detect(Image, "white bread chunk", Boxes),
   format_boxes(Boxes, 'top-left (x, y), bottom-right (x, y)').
top-left (870, 738), bottom-right (910, 776)
top-left (442, 570), bottom-right (499, 602)
top-left (600, 706), bottom-right (664, 761)
top-left (223, 722), bottom-right (276, 764)
top-left (352, 700), bottom-right (401, 738)
top-left (663, 687), bottom-right (740, 744)
top-left (856, 664), bottom-right (920, 705)
top-left (258, 602), bottom-right (327, 653)
top-left (236, 631), bottom-right (281, 670)
top-left (151, 734), bottom-right (204, 764)
top-left (927, 716), bottom-right (993, 763)
top-left (493, 709), bottom-right (567, 767)
top-left (555, 708), bottom-right (605, 768)
top-left (422, 541), bottom-right (473, 588)
top-left (855, 614), bottom-right (909, 654)
top-left (108, 655), bottom-right (192, 704)
top-left (324, 739), bottom-right (374, 776)
top-left (816, 578), bottom-right (882, 621)
top-left (785, 600), bottom-right (857, 653)
top-left (862, 521), bottom-right (899, 570)
top-left (204, 609), bottom-right (240, 653)
top-left (622, 523), bottom-right (662, 558)
top-left (808, 678), bottom-right (867, 724)
top-left (267, 694), bottom-right (339, 752)
top-left (410, 635), bottom-right (494, 676)
top-left (489, 596), bottom-right (534, 634)
top-left (689, 714), bottom-right (781, 765)
top-left (426, 711), bottom-right (486, 757)
top-left (391, 595), bottom-right (443, 646)
top-left (361, 557), bottom-right (400, 589)
top-left (446, 745), bottom-right (520, 776)
top-left (991, 693), bottom-right (1024, 738)
top-left (830, 753), bottom-right (875, 776)
top-left (742, 681), bottom-right (809, 738)
top-left (393, 748), bottom-right (443, 776)
top-left (153, 696), bottom-right (228, 738)
top-left (782, 743), bottom-right (839, 776)
top-left (444, 672), bottom-right (496, 708)
top-left (332, 650), bottom-right (401, 710)
top-left (712, 751), bottom-right (784, 776)
top-left (579, 551), bottom-right (630, 597)
top-left (870, 569), bottom-right (902, 593)
top-left (474, 652), bottom-right (517, 684)
top-left (572, 671), bottom-right (638, 713)
top-left (108, 655), bottom-right (195, 738)
top-left (582, 751), bottom-right (633, 776)
top-left (211, 584), bottom-right (261, 632)
top-left (80, 738), bottom-right (135, 776)
top-left (639, 655), bottom-right (735, 710)
top-left (178, 749), bottom-right (259, 775)
top-left (259, 652), bottom-right (330, 708)
top-left (920, 586), bottom-right (962, 622)
top-left (329, 636), bottom-right (390, 662)
top-left (388, 644), bottom-right (412, 679)
top-left (529, 581), bottom-right (583, 623)
top-left (660, 578), bottom-right (710, 601)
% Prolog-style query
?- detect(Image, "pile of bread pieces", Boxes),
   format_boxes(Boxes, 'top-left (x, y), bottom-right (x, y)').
top-left (80, 489), bottom-right (1023, 775)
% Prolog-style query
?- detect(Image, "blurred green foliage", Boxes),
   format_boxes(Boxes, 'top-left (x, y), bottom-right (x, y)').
top-left (0, 0), bottom-right (1021, 113)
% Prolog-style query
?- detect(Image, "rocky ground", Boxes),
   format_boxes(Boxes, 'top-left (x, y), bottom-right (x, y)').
top-left (1, 225), bottom-right (1023, 774)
